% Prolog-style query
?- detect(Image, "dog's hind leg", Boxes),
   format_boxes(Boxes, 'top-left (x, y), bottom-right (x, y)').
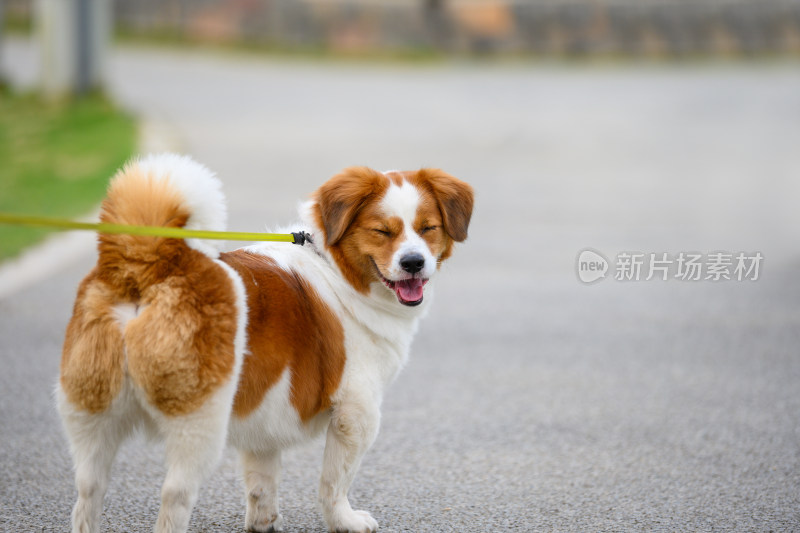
top-left (58, 391), bottom-right (132, 533)
top-left (241, 449), bottom-right (283, 532)
top-left (58, 277), bottom-right (132, 533)
top-left (152, 389), bottom-right (233, 533)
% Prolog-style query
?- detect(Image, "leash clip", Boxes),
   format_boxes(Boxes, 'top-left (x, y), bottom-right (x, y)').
top-left (291, 231), bottom-right (313, 246)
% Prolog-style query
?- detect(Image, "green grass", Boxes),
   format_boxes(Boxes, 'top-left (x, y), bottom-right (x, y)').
top-left (0, 91), bottom-right (136, 260)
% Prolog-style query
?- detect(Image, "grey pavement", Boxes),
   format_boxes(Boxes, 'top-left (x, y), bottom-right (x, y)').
top-left (1, 37), bottom-right (800, 532)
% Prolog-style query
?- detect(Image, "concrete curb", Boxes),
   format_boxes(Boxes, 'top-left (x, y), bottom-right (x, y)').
top-left (0, 118), bottom-right (183, 300)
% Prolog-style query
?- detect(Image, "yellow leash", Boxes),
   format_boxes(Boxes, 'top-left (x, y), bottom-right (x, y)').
top-left (0, 212), bottom-right (306, 244)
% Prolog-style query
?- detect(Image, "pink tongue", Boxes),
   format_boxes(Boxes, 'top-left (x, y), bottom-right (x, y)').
top-left (395, 278), bottom-right (424, 302)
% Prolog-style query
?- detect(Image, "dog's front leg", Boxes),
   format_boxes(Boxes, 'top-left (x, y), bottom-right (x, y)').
top-left (319, 400), bottom-right (380, 533)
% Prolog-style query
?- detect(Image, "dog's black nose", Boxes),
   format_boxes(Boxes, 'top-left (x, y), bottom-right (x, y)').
top-left (400, 253), bottom-right (425, 274)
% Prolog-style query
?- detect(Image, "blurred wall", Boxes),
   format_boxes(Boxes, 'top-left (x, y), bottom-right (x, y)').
top-left (7, 0), bottom-right (800, 56)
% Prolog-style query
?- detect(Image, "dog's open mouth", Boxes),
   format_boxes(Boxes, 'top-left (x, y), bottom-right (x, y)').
top-left (381, 276), bottom-right (428, 306)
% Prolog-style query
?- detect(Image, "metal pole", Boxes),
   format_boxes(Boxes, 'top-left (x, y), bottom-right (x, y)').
top-left (76, 0), bottom-right (91, 94)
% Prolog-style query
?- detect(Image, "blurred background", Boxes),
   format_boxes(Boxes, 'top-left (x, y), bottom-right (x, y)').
top-left (1, 1), bottom-right (800, 532)
top-left (7, 0), bottom-right (800, 58)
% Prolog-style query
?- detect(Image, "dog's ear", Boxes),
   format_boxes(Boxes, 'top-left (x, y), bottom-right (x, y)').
top-left (314, 166), bottom-right (387, 246)
top-left (418, 169), bottom-right (474, 242)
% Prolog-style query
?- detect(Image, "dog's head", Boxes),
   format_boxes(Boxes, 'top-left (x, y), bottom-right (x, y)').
top-left (311, 167), bottom-right (473, 307)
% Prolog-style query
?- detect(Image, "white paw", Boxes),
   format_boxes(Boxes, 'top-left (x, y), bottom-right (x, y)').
top-left (329, 509), bottom-right (378, 533)
top-left (247, 512), bottom-right (283, 532)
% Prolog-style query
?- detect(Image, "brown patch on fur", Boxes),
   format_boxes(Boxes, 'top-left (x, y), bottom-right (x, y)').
top-left (61, 162), bottom-right (239, 416)
top-left (220, 251), bottom-right (346, 421)
top-left (392, 168), bottom-right (474, 263)
top-left (338, 200), bottom-right (412, 290)
top-left (61, 270), bottom-right (126, 413)
top-left (102, 164), bottom-right (190, 228)
top-left (407, 169), bottom-right (474, 243)
top-left (411, 185), bottom-right (452, 264)
top-left (313, 166), bottom-right (390, 293)
top-left (314, 166), bottom-right (389, 247)
top-left (355, 211), bottom-right (406, 281)
top-left (123, 250), bottom-right (238, 416)
top-left (382, 171), bottom-right (405, 187)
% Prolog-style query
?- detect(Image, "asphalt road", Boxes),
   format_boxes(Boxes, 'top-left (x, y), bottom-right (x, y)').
top-left (2, 38), bottom-right (800, 532)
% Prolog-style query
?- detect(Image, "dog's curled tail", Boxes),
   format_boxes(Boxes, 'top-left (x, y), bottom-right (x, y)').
top-left (98, 153), bottom-right (227, 276)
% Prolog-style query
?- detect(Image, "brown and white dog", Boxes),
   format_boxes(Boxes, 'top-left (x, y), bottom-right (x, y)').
top-left (57, 154), bottom-right (473, 533)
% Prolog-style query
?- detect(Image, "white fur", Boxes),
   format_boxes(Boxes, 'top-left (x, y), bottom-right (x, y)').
top-left (57, 380), bottom-right (145, 533)
top-left (111, 302), bottom-right (139, 331)
top-left (380, 179), bottom-right (420, 224)
top-left (60, 161), bottom-right (445, 533)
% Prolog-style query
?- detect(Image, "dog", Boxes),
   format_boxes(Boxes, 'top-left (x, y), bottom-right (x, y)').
top-left (57, 153), bottom-right (473, 533)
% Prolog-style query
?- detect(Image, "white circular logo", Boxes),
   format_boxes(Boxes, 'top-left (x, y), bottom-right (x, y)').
top-left (576, 249), bottom-right (609, 284)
